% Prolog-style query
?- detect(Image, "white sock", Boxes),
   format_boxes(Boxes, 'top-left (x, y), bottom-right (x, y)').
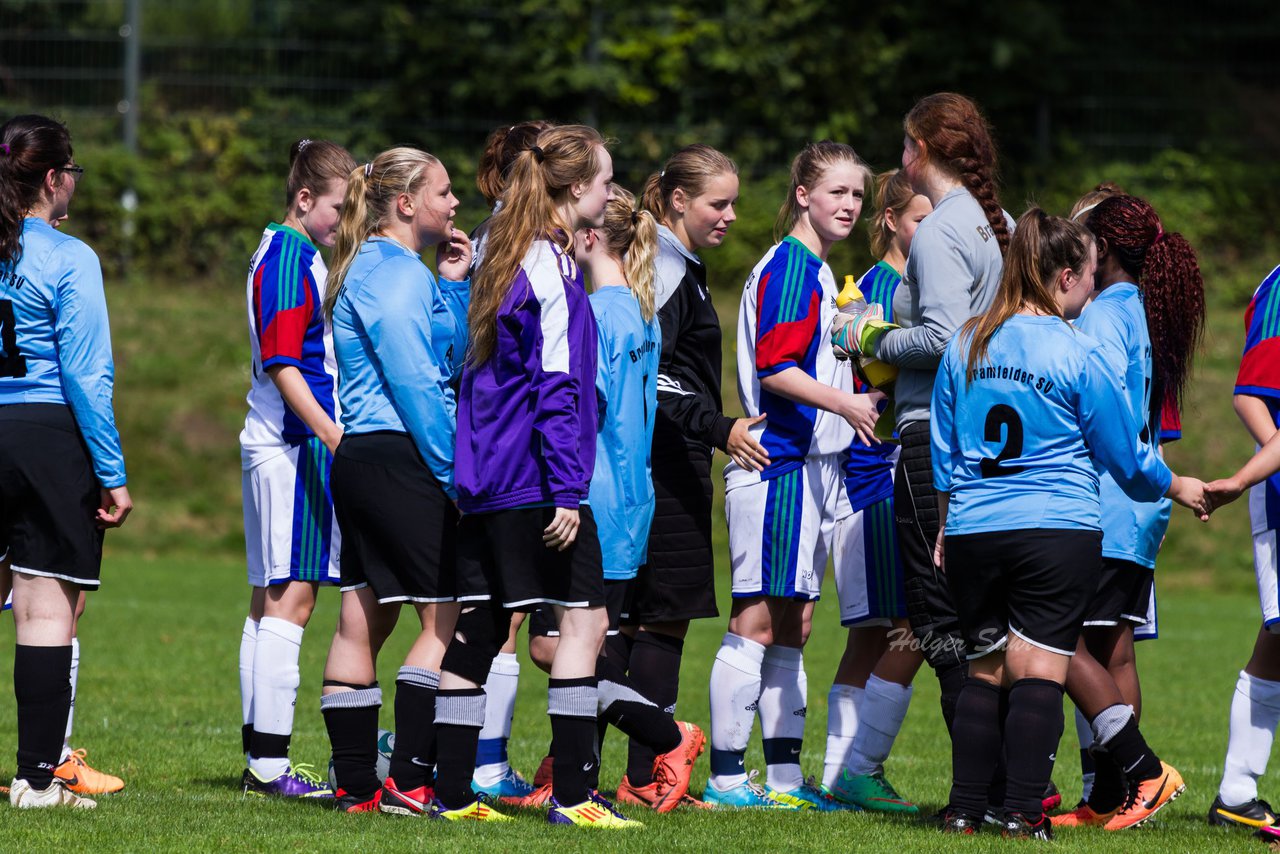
top-left (473, 652), bottom-right (520, 787)
top-left (248, 616), bottom-right (304, 779)
top-left (708, 633), bottom-right (766, 792)
top-left (823, 683), bottom-right (864, 788)
top-left (846, 674), bottom-right (912, 776)
top-left (1220, 670), bottom-right (1280, 804)
top-left (239, 617), bottom-right (258, 759)
top-left (1075, 705), bottom-right (1095, 802)
top-left (759, 645), bottom-right (807, 793)
top-left (61, 637), bottom-right (80, 763)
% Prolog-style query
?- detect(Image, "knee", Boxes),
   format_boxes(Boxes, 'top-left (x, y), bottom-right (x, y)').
top-left (441, 606), bottom-right (505, 685)
top-left (529, 635), bottom-right (556, 673)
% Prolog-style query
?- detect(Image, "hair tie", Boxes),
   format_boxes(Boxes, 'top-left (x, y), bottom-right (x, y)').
top-left (659, 170), bottom-right (666, 179)
top-left (1153, 224), bottom-right (1165, 244)
top-left (529, 145), bottom-right (545, 163)
top-left (297, 139), bottom-right (312, 151)
top-left (364, 162), bottom-right (373, 179)
top-left (631, 209), bottom-right (640, 225)
top-left (0, 143), bottom-right (9, 156)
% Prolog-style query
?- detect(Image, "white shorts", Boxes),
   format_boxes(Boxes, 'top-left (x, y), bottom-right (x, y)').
top-left (243, 438), bottom-right (341, 587)
top-left (832, 470), bottom-right (904, 627)
top-left (726, 454), bottom-right (841, 601)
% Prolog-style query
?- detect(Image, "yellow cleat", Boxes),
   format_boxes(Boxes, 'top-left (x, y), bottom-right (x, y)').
top-left (433, 796), bottom-right (514, 822)
top-left (55, 748), bottom-right (125, 795)
top-left (548, 792), bottom-right (645, 828)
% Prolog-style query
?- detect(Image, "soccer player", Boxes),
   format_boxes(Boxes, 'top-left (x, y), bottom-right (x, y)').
top-left (1199, 262), bottom-right (1280, 832)
top-left (823, 168), bottom-right (930, 813)
top-left (841, 93), bottom-right (1014, 739)
top-left (708, 141), bottom-right (880, 810)
top-left (632, 145), bottom-right (767, 798)
top-left (433, 126), bottom-right (642, 828)
top-left (0, 114), bottom-right (133, 809)
top-left (930, 208), bottom-right (1207, 839)
top-left (317, 148), bottom-right (472, 815)
top-left (1053, 194), bottom-right (1204, 830)
top-left (239, 138), bottom-right (355, 799)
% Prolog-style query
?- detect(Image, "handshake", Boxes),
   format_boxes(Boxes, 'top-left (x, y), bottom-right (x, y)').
top-left (832, 304), bottom-right (900, 392)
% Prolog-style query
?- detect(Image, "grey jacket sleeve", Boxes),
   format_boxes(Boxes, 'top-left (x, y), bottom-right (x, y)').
top-left (873, 223), bottom-right (974, 369)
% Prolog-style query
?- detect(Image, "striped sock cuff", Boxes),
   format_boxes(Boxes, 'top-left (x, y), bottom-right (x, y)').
top-left (397, 666), bottom-right (440, 690)
top-left (320, 687), bottom-right (382, 710)
top-left (436, 689), bottom-right (486, 727)
top-left (548, 679), bottom-right (598, 720)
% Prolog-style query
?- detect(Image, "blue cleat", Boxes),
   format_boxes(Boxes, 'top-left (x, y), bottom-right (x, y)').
top-left (702, 770), bottom-right (801, 810)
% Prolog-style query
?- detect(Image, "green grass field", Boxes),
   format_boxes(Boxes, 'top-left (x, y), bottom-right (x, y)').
top-left (0, 552), bottom-right (1269, 852)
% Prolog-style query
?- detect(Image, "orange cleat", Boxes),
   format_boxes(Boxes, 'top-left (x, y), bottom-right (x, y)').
top-left (1103, 762), bottom-right (1185, 830)
top-left (648, 722), bottom-right (705, 813)
top-left (55, 749), bottom-right (124, 795)
top-left (1050, 802), bottom-right (1118, 827)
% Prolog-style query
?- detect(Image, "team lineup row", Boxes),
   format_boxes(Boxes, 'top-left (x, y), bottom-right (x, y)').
top-left (2, 97), bottom-right (1280, 839)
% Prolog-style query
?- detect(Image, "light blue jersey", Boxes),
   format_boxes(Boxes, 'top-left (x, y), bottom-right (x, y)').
top-left (332, 237), bottom-right (468, 498)
top-left (931, 315), bottom-right (1170, 535)
top-left (589, 286), bottom-right (660, 580)
top-left (0, 218), bottom-right (125, 487)
top-left (1074, 283), bottom-right (1171, 568)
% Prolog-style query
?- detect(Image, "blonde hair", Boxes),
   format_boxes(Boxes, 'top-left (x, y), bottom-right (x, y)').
top-left (1069, 181), bottom-right (1125, 221)
top-left (641, 144), bottom-right (737, 224)
top-left (869, 169), bottom-right (918, 259)
top-left (469, 125), bottom-right (608, 365)
top-left (961, 208), bottom-right (1094, 383)
top-left (323, 147), bottom-right (441, 318)
top-left (597, 185), bottom-right (659, 323)
top-left (774, 140), bottom-right (871, 242)
top-left (476, 120), bottom-right (554, 207)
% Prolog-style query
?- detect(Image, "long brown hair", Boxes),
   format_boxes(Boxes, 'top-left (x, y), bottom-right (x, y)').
top-left (476, 120), bottom-right (554, 207)
top-left (869, 168), bottom-right (917, 260)
top-left (773, 140), bottom-right (870, 242)
top-left (1083, 194), bottom-right (1205, 409)
top-left (904, 92), bottom-right (1009, 257)
top-left (597, 186), bottom-right (659, 323)
top-left (468, 125), bottom-right (607, 365)
top-left (641, 143), bottom-right (737, 225)
top-left (323, 147), bottom-right (442, 318)
top-left (284, 138), bottom-right (356, 212)
top-left (961, 208), bottom-right (1093, 381)
top-left (0, 114), bottom-right (73, 265)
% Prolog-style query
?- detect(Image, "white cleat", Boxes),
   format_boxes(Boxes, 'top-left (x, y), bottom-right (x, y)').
top-left (10, 778), bottom-right (97, 809)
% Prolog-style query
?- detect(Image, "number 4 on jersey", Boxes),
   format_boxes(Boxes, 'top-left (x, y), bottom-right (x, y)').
top-left (0, 300), bottom-right (27, 378)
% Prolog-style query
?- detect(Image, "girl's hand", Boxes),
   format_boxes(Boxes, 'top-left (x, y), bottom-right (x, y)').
top-left (1205, 475), bottom-right (1247, 515)
top-left (437, 228), bottom-right (473, 281)
top-left (543, 507), bottom-right (580, 551)
top-left (839, 391), bottom-right (884, 447)
top-left (97, 485), bottom-right (133, 529)
top-left (1169, 475), bottom-right (1210, 521)
top-left (932, 528), bottom-right (945, 571)
top-left (727, 415), bottom-right (771, 471)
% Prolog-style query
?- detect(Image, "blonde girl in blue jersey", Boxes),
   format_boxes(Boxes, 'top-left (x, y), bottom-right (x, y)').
top-left (316, 147), bottom-right (472, 815)
top-left (708, 141), bottom-right (881, 810)
top-left (823, 169), bottom-right (930, 813)
top-left (0, 115), bottom-right (132, 809)
top-left (238, 138), bottom-right (355, 800)
top-left (931, 208), bottom-right (1208, 839)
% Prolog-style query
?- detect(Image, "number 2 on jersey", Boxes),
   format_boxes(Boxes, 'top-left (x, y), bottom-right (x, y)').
top-left (979, 404), bottom-right (1026, 478)
top-left (0, 300), bottom-right (27, 378)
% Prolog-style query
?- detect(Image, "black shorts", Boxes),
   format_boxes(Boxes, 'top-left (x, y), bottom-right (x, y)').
top-left (946, 528), bottom-right (1102, 659)
top-left (630, 444), bottom-right (718, 623)
top-left (0, 404), bottom-right (104, 587)
top-left (529, 578), bottom-right (632, 637)
top-left (1083, 558), bottom-right (1154, 628)
top-left (896, 422), bottom-right (965, 669)
top-left (331, 432), bottom-right (457, 604)
top-left (456, 505), bottom-right (604, 610)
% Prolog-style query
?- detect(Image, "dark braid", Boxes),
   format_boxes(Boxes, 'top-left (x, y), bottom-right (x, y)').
top-left (1085, 194), bottom-right (1205, 410)
top-left (0, 115), bottom-right (73, 265)
top-left (905, 93), bottom-right (1009, 257)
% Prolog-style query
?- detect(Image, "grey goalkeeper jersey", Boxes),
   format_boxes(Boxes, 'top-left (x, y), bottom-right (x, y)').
top-left (874, 187), bottom-right (1014, 427)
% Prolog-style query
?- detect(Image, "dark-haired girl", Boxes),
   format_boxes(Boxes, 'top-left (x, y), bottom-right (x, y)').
top-left (0, 114), bottom-right (132, 809)
top-left (239, 138), bottom-right (355, 799)
top-left (930, 208), bottom-right (1206, 839)
top-left (1053, 194), bottom-right (1204, 831)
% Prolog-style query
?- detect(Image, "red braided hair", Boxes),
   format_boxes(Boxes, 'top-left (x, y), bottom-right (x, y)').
top-left (1084, 194), bottom-right (1205, 410)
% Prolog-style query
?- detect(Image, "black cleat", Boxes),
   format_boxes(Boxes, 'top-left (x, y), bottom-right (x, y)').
top-left (1002, 811), bottom-right (1053, 840)
top-left (1208, 794), bottom-right (1277, 829)
top-left (940, 808), bottom-right (983, 835)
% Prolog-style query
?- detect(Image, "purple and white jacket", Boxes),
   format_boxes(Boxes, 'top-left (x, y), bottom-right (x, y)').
top-left (456, 238), bottom-right (599, 513)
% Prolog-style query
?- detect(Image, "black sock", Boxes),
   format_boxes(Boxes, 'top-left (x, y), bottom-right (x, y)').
top-left (1003, 678), bottom-right (1065, 822)
top-left (604, 631), bottom-right (634, 672)
top-left (1101, 717), bottom-right (1163, 783)
top-left (625, 631), bottom-right (683, 785)
top-left (948, 678), bottom-right (1002, 817)
top-left (320, 686), bottom-right (382, 800)
top-left (937, 660), bottom-right (967, 737)
top-left (433, 688), bottom-right (487, 809)
top-left (549, 677), bottom-right (598, 806)
top-left (597, 654), bottom-right (680, 755)
top-left (387, 667), bottom-right (440, 790)
top-left (248, 730), bottom-right (291, 764)
top-left (241, 723), bottom-right (253, 756)
top-left (14, 644), bottom-right (72, 790)
top-left (986, 687), bottom-right (1010, 812)
top-left (592, 718), bottom-right (608, 791)
top-left (1088, 747), bottom-right (1127, 812)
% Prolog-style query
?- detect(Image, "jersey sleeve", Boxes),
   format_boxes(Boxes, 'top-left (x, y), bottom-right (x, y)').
top-left (655, 279), bottom-right (735, 451)
top-left (437, 275), bottom-right (470, 381)
top-left (351, 258), bottom-right (458, 497)
top-left (256, 241), bottom-right (316, 371)
top-left (929, 337), bottom-right (961, 493)
top-left (594, 304), bottom-right (614, 425)
top-left (873, 223), bottom-right (973, 368)
top-left (1158, 395), bottom-right (1182, 443)
top-left (1078, 347), bottom-right (1171, 502)
top-left (1073, 300), bottom-right (1131, 379)
top-left (1236, 266), bottom-right (1280, 399)
top-left (754, 248), bottom-right (821, 378)
top-left (52, 240), bottom-right (126, 488)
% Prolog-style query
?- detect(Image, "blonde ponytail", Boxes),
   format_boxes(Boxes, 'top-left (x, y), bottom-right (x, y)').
top-left (600, 186), bottom-right (658, 323)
